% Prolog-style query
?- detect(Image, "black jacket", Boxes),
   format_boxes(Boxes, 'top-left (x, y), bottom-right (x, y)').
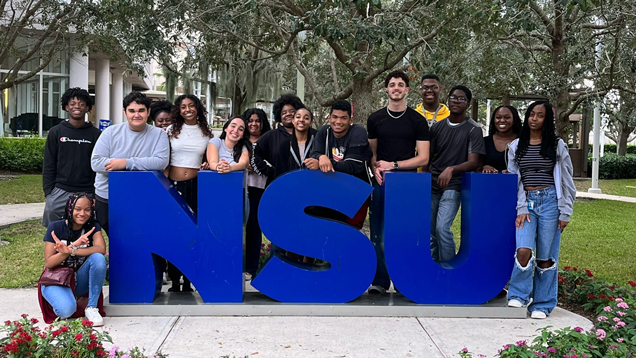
top-left (42, 120), bottom-right (101, 196)
top-left (309, 124), bottom-right (372, 183)
top-left (251, 125), bottom-right (292, 186)
top-left (274, 128), bottom-right (318, 180)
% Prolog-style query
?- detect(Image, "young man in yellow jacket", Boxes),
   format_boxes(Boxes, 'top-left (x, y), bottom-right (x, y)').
top-left (415, 74), bottom-right (450, 126)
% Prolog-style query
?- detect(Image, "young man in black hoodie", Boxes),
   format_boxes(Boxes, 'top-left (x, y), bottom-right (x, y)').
top-left (308, 100), bottom-right (372, 229)
top-left (250, 94), bottom-right (304, 186)
top-left (42, 88), bottom-right (101, 227)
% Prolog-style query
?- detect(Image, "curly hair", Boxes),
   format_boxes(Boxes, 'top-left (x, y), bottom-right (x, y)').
top-left (488, 105), bottom-right (522, 136)
top-left (168, 94), bottom-right (213, 139)
top-left (61, 88), bottom-right (93, 112)
top-left (242, 108), bottom-right (272, 136)
top-left (150, 101), bottom-right (173, 121)
top-left (515, 101), bottom-right (558, 164)
top-left (272, 94), bottom-right (304, 123)
top-left (219, 116), bottom-right (252, 163)
top-left (384, 70), bottom-right (410, 88)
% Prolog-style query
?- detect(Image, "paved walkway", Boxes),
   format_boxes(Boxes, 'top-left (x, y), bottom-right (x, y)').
top-left (0, 287), bottom-right (592, 358)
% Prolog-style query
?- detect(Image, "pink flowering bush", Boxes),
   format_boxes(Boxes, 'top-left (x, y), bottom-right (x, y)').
top-left (0, 314), bottom-right (167, 358)
top-left (460, 268), bottom-right (636, 357)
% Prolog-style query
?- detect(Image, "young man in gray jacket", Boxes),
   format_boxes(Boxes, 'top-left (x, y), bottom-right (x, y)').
top-left (90, 92), bottom-right (170, 235)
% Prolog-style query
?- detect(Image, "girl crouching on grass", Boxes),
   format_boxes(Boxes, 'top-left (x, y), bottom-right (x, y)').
top-left (40, 193), bottom-right (107, 326)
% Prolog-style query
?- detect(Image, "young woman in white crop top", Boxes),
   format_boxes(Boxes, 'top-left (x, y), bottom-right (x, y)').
top-left (165, 94), bottom-right (213, 292)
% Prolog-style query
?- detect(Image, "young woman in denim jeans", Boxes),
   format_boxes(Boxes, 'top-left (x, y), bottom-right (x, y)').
top-left (40, 193), bottom-right (107, 325)
top-left (506, 101), bottom-right (576, 319)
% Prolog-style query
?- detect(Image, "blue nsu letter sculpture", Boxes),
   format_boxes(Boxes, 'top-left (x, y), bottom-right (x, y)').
top-left (108, 170), bottom-right (516, 304)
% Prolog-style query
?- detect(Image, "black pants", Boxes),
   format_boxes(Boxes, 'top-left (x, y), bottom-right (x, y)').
top-left (245, 186), bottom-right (264, 276)
top-left (167, 177), bottom-right (198, 287)
top-left (95, 197), bottom-right (109, 237)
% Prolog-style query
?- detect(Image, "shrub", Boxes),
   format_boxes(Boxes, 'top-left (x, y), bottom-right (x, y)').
top-left (589, 144), bottom-right (636, 155)
top-left (598, 153), bottom-right (636, 179)
top-left (0, 314), bottom-right (168, 358)
top-left (0, 138), bottom-right (46, 173)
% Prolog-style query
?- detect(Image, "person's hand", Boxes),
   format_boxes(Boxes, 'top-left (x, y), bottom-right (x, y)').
top-left (374, 167), bottom-right (384, 185)
top-left (437, 167), bottom-right (454, 189)
top-left (558, 220), bottom-right (568, 232)
top-left (482, 165), bottom-right (498, 174)
top-left (105, 159), bottom-right (127, 171)
top-left (72, 227), bottom-right (95, 247)
top-left (200, 162), bottom-right (210, 170)
top-left (375, 160), bottom-right (393, 172)
top-left (217, 160), bottom-right (231, 174)
top-left (51, 231), bottom-right (72, 255)
top-left (516, 214), bottom-right (530, 230)
top-left (304, 158), bottom-right (319, 170)
top-left (318, 155), bottom-right (334, 173)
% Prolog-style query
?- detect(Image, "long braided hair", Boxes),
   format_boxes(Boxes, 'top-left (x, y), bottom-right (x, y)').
top-left (515, 101), bottom-right (558, 164)
top-left (168, 94), bottom-right (213, 139)
top-left (63, 193), bottom-right (96, 245)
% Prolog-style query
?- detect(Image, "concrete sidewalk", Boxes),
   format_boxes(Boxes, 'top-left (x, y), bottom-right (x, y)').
top-left (0, 287), bottom-right (592, 358)
top-left (0, 202), bottom-right (45, 227)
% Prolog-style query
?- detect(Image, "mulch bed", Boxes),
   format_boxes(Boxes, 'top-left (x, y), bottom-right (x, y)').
top-left (559, 301), bottom-right (597, 322)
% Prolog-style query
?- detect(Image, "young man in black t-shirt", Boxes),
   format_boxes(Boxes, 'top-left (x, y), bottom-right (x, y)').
top-left (366, 70), bottom-right (430, 294)
top-left (308, 100), bottom-right (372, 229)
top-left (429, 85), bottom-right (485, 262)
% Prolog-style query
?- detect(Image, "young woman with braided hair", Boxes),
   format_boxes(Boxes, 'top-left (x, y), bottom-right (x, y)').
top-left (40, 193), bottom-right (107, 325)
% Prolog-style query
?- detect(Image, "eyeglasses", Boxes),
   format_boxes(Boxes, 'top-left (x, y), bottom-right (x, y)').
top-left (420, 85), bottom-right (440, 92)
top-left (449, 95), bottom-right (468, 103)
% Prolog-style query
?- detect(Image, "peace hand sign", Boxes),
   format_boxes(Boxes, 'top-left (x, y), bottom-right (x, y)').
top-left (51, 231), bottom-right (72, 255)
top-left (72, 227), bottom-right (95, 248)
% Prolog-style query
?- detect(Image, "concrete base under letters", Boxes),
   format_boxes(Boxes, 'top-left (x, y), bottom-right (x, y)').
top-left (104, 290), bottom-right (526, 319)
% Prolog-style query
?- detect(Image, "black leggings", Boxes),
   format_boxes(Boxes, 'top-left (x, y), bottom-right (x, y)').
top-left (245, 186), bottom-right (264, 276)
top-left (167, 177), bottom-right (198, 288)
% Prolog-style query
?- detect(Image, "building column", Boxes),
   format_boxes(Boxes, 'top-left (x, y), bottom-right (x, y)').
top-left (69, 47), bottom-right (89, 90)
top-left (95, 59), bottom-right (111, 128)
top-left (110, 70), bottom-right (124, 124)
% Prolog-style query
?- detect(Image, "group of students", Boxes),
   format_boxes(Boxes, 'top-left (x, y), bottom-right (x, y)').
top-left (38, 69), bottom-right (575, 325)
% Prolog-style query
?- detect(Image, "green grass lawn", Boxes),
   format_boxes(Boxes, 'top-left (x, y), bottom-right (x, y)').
top-left (574, 178), bottom-right (636, 197)
top-left (0, 174), bottom-right (44, 204)
top-left (1, 199), bottom-right (634, 288)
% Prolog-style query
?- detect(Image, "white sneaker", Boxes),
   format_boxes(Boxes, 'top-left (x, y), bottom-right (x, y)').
top-left (368, 285), bottom-right (387, 294)
top-left (244, 272), bottom-right (252, 281)
top-left (507, 299), bottom-right (523, 308)
top-left (84, 307), bottom-right (104, 327)
top-left (531, 310), bottom-right (547, 319)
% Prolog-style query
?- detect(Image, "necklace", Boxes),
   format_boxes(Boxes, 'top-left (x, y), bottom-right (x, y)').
top-left (386, 106), bottom-right (407, 119)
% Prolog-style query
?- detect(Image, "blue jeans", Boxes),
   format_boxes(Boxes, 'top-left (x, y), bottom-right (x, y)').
top-left (430, 189), bottom-right (461, 262)
top-left (41, 253), bottom-right (107, 318)
top-left (369, 180), bottom-right (390, 289)
top-left (508, 186), bottom-right (561, 316)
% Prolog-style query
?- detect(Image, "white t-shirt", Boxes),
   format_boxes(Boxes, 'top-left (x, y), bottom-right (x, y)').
top-left (167, 124), bottom-right (211, 168)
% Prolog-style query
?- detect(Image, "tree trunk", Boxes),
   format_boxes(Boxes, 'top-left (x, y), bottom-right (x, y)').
top-left (617, 125), bottom-right (635, 156)
top-left (351, 78), bottom-right (374, 126)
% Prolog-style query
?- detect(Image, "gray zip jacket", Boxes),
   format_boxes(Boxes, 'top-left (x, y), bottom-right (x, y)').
top-left (507, 138), bottom-right (576, 222)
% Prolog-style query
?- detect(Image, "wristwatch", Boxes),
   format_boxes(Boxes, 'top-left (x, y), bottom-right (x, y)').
top-left (393, 162), bottom-right (399, 170)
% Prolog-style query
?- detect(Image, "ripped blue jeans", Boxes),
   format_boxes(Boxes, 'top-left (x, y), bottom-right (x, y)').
top-left (508, 186), bottom-right (561, 316)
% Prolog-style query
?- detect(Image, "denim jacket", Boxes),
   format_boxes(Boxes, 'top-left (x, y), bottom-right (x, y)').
top-left (507, 138), bottom-right (576, 222)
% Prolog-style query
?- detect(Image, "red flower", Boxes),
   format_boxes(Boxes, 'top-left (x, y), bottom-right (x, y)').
top-left (74, 333), bottom-right (83, 341)
top-left (558, 276), bottom-right (565, 284)
top-left (585, 269), bottom-right (594, 277)
top-left (81, 319), bottom-right (93, 327)
top-left (564, 266), bottom-right (572, 271)
top-left (90, 334), bottom-right (98, 341)
top-left (588, 294), bottom-right (597, 300)
top-left (628, 281), bottom-right (636, 287)
top-left (4, 320), bottom-right (11, 325)
top-left (600, 294), bottom-right (607, 300)
top-left (60, 326), bottom-right (69, 332)
top-left (21, 314), bottom-right (28, 318)
top-left (51, 330), bottom-right (61, 338)
top-left (573, 267), bottom-right (578, 271)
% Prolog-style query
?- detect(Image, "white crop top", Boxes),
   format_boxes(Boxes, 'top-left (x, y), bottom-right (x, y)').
top-left (167, 124), bottom-right (211, 168)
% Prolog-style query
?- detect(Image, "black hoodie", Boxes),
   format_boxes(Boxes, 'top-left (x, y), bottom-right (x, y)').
top-left (250, 125), bottom-right (292, 186)
top-left (274, 127), bottom-right (318, 179)
top-left (42, 120), bottom-right (102, 196)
